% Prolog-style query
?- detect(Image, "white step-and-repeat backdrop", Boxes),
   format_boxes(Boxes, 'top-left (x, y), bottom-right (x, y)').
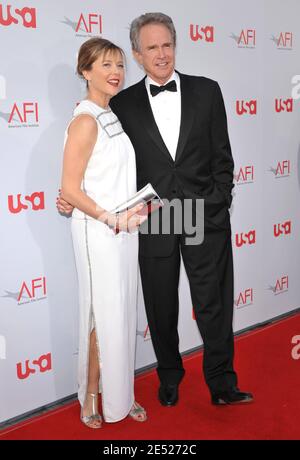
top-left (1, 0), bottom-right (299, 423)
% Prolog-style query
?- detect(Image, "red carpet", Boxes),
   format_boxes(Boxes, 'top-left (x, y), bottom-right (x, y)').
top-left (1, 312), bottom-right (300, 440)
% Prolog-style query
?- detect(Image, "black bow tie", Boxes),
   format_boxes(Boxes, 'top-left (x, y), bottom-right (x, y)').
top-left (150, 80), bottom-right (177, 97)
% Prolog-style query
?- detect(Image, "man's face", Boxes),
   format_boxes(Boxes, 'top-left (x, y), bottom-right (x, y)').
top-left (133, 23), bottom-right (175, 85)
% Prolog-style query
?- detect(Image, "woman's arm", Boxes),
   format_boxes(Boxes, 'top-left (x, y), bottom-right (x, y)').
top-left (61, 114), bottom-right (105, 220)
top-left (60, 114), bottom-right (146, 231)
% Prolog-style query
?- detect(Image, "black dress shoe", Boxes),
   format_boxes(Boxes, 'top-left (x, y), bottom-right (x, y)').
top-left (158, 383), bottom-right (179, 406)
top-left (211, 387), bottom-right (254, 405)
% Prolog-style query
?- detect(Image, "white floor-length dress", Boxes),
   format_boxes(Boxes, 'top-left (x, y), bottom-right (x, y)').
top-left (65, 100), bottom-right (138, 423)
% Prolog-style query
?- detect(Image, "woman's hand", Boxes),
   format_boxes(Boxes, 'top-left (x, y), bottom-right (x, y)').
top-left (56, 190), bottom-right (74, 214)
top-left (103, 203), bottom-right (148, 233)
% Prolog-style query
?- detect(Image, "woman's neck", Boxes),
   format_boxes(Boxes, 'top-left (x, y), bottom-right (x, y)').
top-left (86, 91), bottom-right (110, 110)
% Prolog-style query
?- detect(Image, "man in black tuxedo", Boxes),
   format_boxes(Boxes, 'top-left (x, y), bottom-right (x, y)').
top-left (59, 12), bottom-right (253, 406)
top-left (112, 12), bottom-right (253, 406)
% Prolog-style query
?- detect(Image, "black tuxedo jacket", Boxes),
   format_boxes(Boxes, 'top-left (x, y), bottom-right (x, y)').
top-left (110, 72), bottom-right (234, 257)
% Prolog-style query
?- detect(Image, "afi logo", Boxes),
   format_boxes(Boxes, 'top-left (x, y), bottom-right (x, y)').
top-left (8, 102), bottom-right (39, 124)
top-left (271, 32), bottom-right (293, 49)
top-left (239, 29), bottom-right (256, 46)
top-left (236, 100), bottom-right (257, 115)
top-left (235, 288), bottom-right (253, 308)
top-left (234, 166), bottom-right (254, 184)
top-left (231, 29), bottom-right (256, 48)
top-left (8, 192), bottom-right (45, 214)
top-left (17, 353), bottom-right (52, 380)
top-left (0, 4), bottom-right (36, 28)
top-left (274, 220), bottom-right (291, 238)
top-left (291, 336), bottom-right (300, 360)
top-left (235, 230), bottom-right (256, 248)
top-left (17, 277), bottom-right (47, 303)
top-left (268, 276), bottom-right (288, 295)
top-left (0, 335), bottom-right (6, 360)
top-left (76, 13), bottom-right (102, 34)
top-left (190, 25), bottom-right (214, 42)
top-left (269, 160), bottom-right (290, 178)
top-left (275, 98), bottom-right (293, 113)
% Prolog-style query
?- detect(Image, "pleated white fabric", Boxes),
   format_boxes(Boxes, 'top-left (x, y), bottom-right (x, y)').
top-left (65, 100), bottom-right (138, 422)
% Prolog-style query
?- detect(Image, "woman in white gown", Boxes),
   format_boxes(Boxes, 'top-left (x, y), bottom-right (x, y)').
top-left (61, 38), bottom-right (147, 428)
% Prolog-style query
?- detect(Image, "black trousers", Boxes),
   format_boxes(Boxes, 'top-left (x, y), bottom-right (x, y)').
top-left (139, 228), bottom-right (238, 395)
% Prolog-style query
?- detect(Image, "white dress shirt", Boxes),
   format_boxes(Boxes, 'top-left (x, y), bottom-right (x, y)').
top-left (145, 71), bottom-right (181, 161)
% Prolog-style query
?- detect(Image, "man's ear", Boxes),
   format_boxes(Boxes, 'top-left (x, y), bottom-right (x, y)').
top-left (132, 49), bottom-right (142, 66)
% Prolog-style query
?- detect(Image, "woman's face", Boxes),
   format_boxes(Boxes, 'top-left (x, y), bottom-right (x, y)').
top-left (83, 50), bottom-right (125, 98)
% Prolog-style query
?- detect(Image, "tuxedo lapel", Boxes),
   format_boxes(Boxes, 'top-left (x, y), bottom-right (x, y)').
top-left (175, 73), bottom-right (195, 162)
top-left (134, 79), bottom-right (174, 164)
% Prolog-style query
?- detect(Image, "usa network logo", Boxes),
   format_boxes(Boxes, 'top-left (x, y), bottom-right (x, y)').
top-left (8, 191), bottom-right (45, 214)
top-left (274, 220), bottom-right (291, 238)
top-left (275, 98), bottom-right (293, 113)
top-left (235, 288), bottom-right (254, 309)
top-left (236, 99), bottom-right (257, 116)
top-left (234, 166), bottom-right (254, 185)
top-left (268, 275), bottom-right (288, 296)
top-left (230, 29), bottom-right (256, 48)
top-left (268, 160), bottom-right (291, 178)
top-left (235, 229), bottom-right (256, 248)
top-left (17, 352), bottom-right (52, 380)
top-left (190, 24), bottom-right (214, 43)
top-left (61, 12), bottom-right (102, 37)
top-left (2, 276), bottom-right (47, 306)
top-left (0, 101), bottom-right (39, 128)
top-left (271, 32), bottom-right (293, 50)
top-left (0, 3), bottom-right (36, 28)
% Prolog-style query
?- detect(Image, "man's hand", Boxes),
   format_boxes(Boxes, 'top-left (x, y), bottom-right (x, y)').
top-left (56, 190), bottom-right (74, 214)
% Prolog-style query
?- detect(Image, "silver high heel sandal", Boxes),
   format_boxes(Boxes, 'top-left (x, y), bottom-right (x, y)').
top-left (128, 401), bottom-right (147, 422)
top-left (80, 392), bottom-right (102, 429)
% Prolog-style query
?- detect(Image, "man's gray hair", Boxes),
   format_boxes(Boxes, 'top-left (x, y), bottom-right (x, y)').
top-left (130, 12), bottom-right (176, 52)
